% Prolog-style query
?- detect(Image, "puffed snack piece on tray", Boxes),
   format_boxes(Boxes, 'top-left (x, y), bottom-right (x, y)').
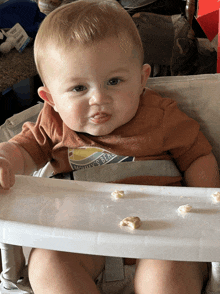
top-left (211, 191), bottom-right (220, 203)
top-left (119, 216), bottom-right (141, 230)
top-left (178, 204), bottom-right (192, 215)
top-left (111, 190), bottom-right (124, 199)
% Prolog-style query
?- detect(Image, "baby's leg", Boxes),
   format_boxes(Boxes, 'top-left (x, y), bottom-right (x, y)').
top-left (134, 259), bottom-right (209, 294)
top-left (28, 248), bottom-right (105, 294)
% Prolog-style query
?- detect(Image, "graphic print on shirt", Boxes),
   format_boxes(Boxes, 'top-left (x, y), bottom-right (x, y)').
top-left (68, 147), bottom-right (134, 171)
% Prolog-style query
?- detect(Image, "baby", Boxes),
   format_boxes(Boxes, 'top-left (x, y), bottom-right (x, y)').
top-left (0, 0), bottom-right (219, 293)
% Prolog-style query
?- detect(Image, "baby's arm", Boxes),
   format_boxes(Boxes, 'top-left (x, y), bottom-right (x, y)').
top-left (184, 152), bottom-right (220, 188)
top-left (0, 142), bottom-right (38, 190)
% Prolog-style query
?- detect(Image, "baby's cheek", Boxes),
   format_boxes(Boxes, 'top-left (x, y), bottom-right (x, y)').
top-left (60, 98), bottom-right (76, 113)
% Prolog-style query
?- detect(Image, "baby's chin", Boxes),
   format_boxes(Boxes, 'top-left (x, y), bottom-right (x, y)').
top-left (65, 123), bottom-right (112, 136)
top-left (85, 129), bottom-right (114, 137)
top-left (77, 126), bottom-right (117, 137)
top-left (69, 120), bottom-right (128, 136)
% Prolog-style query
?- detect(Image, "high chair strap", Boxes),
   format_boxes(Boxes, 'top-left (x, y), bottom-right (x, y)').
top-left (72, 160), bottom-right (181, 182)
top-left (104, 257), bottom-right (125, 282)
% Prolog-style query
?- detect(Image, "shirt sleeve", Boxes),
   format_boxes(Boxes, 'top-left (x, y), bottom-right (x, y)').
top-left (161, 98), bottom-right (212, 172)
top-left (9, 103), bottom-right (55, 168)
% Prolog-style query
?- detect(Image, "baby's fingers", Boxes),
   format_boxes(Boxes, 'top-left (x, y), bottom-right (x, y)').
top-left (0, 169), bottom-right (15, 190)
top-left (0, 161), bottom-right (15, 190)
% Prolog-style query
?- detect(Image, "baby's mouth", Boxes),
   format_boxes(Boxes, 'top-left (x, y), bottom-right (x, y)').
top-left (90, 112), bottom-right (111, 124)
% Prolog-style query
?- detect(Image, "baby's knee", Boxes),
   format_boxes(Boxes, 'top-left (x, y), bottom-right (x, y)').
top-left (134, 259), bottom-right (208, 294)
top-left (135, 259), bottom-right (207, 278)
top-left (28, 248), bottom-right (59, 277)
top-left (28, 248), bottom-right (105, 282)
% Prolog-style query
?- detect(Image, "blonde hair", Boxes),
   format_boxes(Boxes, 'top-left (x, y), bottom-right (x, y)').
top-left (34, 0), bottom-right (144, 84)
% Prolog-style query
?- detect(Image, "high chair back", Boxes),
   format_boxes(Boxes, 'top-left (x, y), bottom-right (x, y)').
top-left (0, 74), bottom-right (220, 294)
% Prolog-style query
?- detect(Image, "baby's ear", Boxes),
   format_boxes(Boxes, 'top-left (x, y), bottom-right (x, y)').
top-left (38, 86), bottom-right (55, 107)
top-left (141, 63), bottom-right (151, 87)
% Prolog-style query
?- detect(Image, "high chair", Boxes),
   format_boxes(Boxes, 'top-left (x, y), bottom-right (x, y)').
top-left (0, 74), bottom-right (220, 294)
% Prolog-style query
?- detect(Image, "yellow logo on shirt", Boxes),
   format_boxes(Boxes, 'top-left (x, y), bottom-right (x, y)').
top-left (69, 147), bottom-right (104, 162)
top-left (68, 147), bottom-right (133, 171)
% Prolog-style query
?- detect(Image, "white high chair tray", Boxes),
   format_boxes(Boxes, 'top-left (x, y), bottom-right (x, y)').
top-left (0, 175), bottom-right (220, 262)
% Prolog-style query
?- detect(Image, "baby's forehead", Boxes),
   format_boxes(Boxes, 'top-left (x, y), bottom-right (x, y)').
top-left (40, 35), bottom-right (142, 81)
top-left (47, 34), bottom-right (138, 58)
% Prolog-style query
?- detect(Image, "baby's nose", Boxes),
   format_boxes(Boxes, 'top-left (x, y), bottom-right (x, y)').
top-left (89, 89), bottom-right (111, 105)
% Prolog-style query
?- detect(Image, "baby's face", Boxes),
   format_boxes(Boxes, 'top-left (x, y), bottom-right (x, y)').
top-left (41, 36), bottom-right (150, 136)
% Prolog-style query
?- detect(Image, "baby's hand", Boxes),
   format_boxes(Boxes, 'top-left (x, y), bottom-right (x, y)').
top-left (0, 157), bottom-right (15, 190)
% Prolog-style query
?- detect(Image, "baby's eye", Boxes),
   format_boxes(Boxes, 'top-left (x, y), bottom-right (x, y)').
top-left (107, 78), bottom-right (121, 86)
top-left (72, 85), bottom-right (87, 92)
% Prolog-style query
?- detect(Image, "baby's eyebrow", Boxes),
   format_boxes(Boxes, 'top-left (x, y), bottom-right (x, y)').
top-left (65, 68), bottom-right (130, 84)
top-left (65, 77), bottom-right (84, 84)
top-left (108, 68), bottom-right (130, 75)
